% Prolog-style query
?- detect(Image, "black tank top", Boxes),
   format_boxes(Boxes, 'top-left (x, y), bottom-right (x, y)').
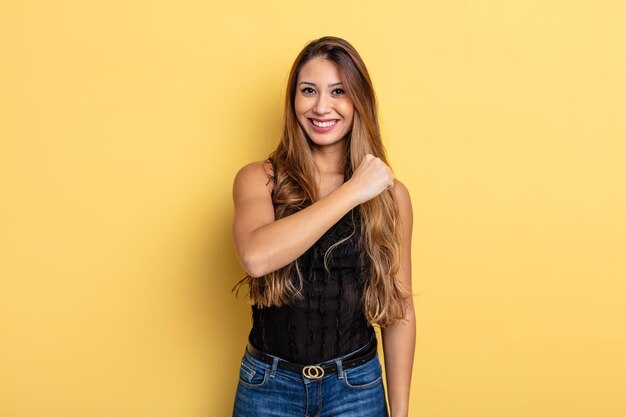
top-left (248, 207), bottom-right (375, 364)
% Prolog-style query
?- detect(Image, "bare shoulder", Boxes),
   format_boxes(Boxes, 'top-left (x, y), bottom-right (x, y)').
top-left (234, 160), bottom-right (274, 184)
top-left (392, 179), bottom-right (412, 211)
top-left (392, 179), bottom-right (413, 237)
top-left (233, 160), bottom-right (275, 199)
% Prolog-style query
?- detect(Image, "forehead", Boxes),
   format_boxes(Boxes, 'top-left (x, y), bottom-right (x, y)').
top-left (297, 57), bottom-right (343, 83)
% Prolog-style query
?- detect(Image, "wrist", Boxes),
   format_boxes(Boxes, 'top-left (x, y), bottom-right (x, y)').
top-left (390, 407), bottom-right (408, 417)
top-left (337, 179), bottom-right (361, 208)
top-left (389, 402), bottom-right (409, 417)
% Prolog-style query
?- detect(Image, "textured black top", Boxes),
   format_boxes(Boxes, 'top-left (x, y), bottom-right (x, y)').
top-left (248, 207), bottom-right (375, 364)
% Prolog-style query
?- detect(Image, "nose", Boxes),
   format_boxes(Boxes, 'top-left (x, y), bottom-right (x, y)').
top-left (313, 93), bottom-right (331, 115)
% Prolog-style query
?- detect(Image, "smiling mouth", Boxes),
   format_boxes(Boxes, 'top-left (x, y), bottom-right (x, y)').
top-left (309, 118), bottom-right (338, 128)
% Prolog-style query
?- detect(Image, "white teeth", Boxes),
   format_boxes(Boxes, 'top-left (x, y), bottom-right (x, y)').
top-left (311, 119), bottom-right (337, 128)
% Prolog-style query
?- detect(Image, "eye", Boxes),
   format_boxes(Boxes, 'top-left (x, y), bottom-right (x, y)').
top-left (300, 87), bottom-right (315, 95)
top-left (332, 88), bottom-right (346, 96)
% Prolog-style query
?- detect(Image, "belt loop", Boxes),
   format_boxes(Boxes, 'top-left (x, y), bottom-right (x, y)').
top-left (269, 356), bottom-right (280, 378)
top-left (334, 358), bottom-right (344, 380)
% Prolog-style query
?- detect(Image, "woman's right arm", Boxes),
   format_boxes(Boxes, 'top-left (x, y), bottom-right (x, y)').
top-left (232, 155), bottom-right (393, 277)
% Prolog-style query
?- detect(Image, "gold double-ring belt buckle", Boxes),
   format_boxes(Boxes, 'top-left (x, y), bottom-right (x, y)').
top-left (302, 365), bottom-right (325, 379)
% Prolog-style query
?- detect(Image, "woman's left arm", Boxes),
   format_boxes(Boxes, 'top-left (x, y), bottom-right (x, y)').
top-left (382, 180), bottom-right (416, 417)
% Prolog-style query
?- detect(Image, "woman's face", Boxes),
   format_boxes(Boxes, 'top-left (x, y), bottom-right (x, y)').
top-left (294, 57), bottom-right (354, 149)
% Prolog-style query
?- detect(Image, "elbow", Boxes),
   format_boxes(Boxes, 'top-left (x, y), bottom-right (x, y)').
top-left (240, 250), bottom-right (269, 278)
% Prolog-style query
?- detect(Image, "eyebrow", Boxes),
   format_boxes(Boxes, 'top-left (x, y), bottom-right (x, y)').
top-left (299, 81), bottom-right (344, 87)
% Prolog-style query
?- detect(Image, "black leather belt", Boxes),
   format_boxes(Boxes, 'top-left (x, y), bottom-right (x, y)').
top-left (246, 338), bottom-right (377, 379)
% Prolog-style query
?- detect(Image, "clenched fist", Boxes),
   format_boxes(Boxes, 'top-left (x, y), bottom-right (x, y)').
top-left (345, 154), bottom-right (394, 205)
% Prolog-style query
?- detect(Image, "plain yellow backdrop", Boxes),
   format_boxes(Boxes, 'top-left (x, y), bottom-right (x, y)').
top-left (1, 1), bottom-right (625, 416)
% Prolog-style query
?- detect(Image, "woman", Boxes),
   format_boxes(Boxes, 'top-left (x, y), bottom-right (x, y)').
top-left (231, 36), bottom-right (415, 417)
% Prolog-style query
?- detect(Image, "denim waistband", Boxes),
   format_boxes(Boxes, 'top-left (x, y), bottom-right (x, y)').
top-left (244, 334), bottom-right (378, 379)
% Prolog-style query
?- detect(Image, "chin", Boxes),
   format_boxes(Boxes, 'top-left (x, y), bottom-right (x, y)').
top-left (308, 135), bottom-right (348, 147)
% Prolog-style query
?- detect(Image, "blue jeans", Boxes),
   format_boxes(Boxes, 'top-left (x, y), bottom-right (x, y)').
top-left (232, 344), bottom-right (389, 417)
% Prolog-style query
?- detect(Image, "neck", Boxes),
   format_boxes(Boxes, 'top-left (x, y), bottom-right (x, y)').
top-left (310, 139), bottom-right (347, 176)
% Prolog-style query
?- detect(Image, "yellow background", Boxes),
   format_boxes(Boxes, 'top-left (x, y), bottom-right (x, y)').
top-left (1, 1), bottom-right (625, 416)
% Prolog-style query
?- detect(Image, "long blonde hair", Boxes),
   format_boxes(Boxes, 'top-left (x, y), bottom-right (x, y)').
top-left (234, 36), bottom-right (409, 327)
